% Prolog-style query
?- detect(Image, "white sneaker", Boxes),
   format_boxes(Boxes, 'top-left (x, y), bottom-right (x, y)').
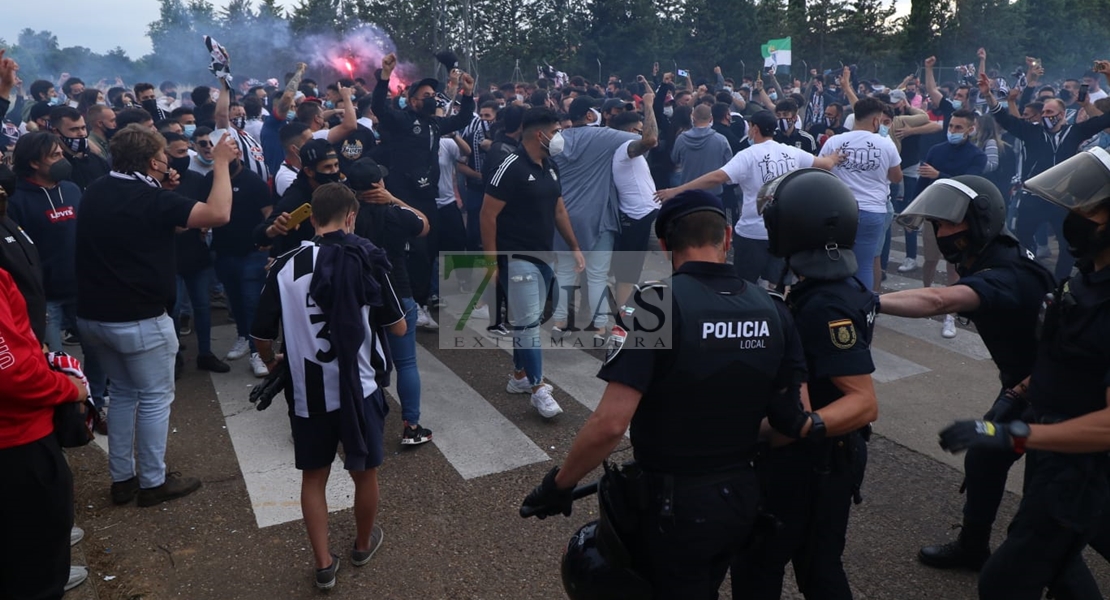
top-left (249, 353), bottom-right (269, 378)
top-left (70, 526), bottom-right (84, 546)
top-left (530, 385), bottom-right (563, 418)
top-left (65, 566), bottom-right (88, 592)
top-left (226, 337), bottom-right (250, 360)
top-left (470, 304), bottom-right (490, 319)
top-left (507, 375), bottom-right (553, 395)
top-left (897, 257), bottom-right (918, 273)
top-left (942, 314), bottom-right (957, 339)
top-left (420, 306), bottom-right (439, 330)
top-left (416, 307), bottom-right (430, 328)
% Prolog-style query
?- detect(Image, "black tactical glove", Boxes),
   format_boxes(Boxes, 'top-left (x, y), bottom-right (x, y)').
top-left (939, 420), bottom-right (1015, 454)
top-left (983, 388), bottom-right (1027, 422)
top-left (521, 466), bottom-right (574, 519)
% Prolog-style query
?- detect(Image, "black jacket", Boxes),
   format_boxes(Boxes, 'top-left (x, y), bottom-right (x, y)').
top-left (991, 104), bottom-right (1110, 181)
top-left (371, 79), bottom-right (474, 204)
top-left (0, 216), bottom-right (46, 343)
top-left (253, 174), bottom-right (315, 256)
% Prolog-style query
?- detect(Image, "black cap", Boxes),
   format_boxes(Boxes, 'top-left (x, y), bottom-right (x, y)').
top-left (601, 98), bottom-right (634, 113)
top-left (749, 110), bottom-right (777, 136)
top-left (654, 190), bottom-right (726, 240)
top-left (299, 138), bottom-right (336, 169)
top-left (567, 96), bottom-right (600, 121)
top-left (345, 158), bottom-right (390, 191)
top-left (408, 78), bottom-right (440, 98)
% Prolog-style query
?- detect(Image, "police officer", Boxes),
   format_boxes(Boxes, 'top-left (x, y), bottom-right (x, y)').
top-left (877, 175), bottom-right (1056, 571)
top-left (937, 147), bottom-right (1110, 599)
top-left (520, 189), bottom-right (822, 599)
top-left (732, 168), bottom-right (878, 600)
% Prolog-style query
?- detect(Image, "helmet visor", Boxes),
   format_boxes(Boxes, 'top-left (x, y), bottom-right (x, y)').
top-left (896, 179), bottom-right (974, 231)
top-left (1023, 147), bottom-right (1110, 213)
top-left (756, 172), bottom-right (789, 215)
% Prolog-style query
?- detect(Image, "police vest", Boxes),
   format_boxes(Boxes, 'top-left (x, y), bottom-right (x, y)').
top-left (630, 273), bottom-right (788, 475)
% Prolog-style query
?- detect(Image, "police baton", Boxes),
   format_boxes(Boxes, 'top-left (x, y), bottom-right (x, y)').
top-left (519, 482), bottom-right (599, 518)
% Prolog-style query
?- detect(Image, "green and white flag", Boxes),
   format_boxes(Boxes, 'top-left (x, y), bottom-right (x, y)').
top-left (761, 37), bottom-right (792, 74)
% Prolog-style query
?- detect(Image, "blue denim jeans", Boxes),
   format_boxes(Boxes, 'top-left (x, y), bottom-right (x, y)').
top-left (503, 258), bottom-right (553, 386)
top-left (387, 297), bottom-right (421, 424)
top-left (214, 251), bottom-right (268, 352)
top-left (854, 210), bottom-right (889, 291)
top-left (77, 314), bottom-right (179, 488)
top-left (173, 269), bottom-right (214, 356)
top-left (44, 300), bottom-right (65, 352)
top-left (553, 230), bottom-right (616, 330)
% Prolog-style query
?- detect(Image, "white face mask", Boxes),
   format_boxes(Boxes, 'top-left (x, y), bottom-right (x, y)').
top-left (546, 131), bottom-right (566, 156)
top-left (587, 108), bottom-right (601, 127)
top-left (663, 106), bottom-right (674, 118)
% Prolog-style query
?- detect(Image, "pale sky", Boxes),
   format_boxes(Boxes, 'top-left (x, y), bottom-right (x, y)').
top-left (2, 0), bottom-right (912, 60)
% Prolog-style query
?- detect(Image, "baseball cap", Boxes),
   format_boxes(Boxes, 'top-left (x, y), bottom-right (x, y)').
top-left (408, 78), bottom-right (440, 98)
top-left (602, 98), bottom-right (634, 113)
top-left (654, 190), bottom-right (725, 240)
top-left (889, 89), bottom-right (907, 104)
top-left (299, 138), bottom-right (337, 168)
top-left (345, 158), bottom-right (390, 191)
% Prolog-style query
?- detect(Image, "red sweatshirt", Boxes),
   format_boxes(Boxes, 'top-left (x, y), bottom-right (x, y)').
top-left (0, 267), bottom-right (79, 449)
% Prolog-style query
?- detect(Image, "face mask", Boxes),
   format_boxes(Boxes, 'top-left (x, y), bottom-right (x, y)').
top-left (587, 108), bottom-right (601, 126)
top-left (167, 91), bottom-right (178, 99)
top-left (1043, 115), bottom-right (1061, 130)
top-left (398, 96), bottom-right (408, 109)
top-left (878, 124), bottom-right (890, 138)
top-left (170, 155), bottom-right (191, 174)
top-left (60, 135), bottom-right (89, 155)
top-left (313, 170), bottom-right (342, 185)
top-left (769, 92), bottom-right (779, 101)
top-left (197, 153), bottom-right (214, 166)
top-left (824, 116), bottom-right (836, 128)
top-left (516, 94), bottom-right (524, 103)
top-left (722, 86), bottom-right (733, 93)
top-left (48, 158), bottom-right (73, 183)
top-left (287, 109), bottom-right (297, 121)
top-left (663, 106), bottom-right (674, 118)
top-left (324, 100), bottom-right (335, 110)
top-left (419, 99), bottom-right (437, 116)
top-left (1062, 211), bottom-right (1110, 260)
top-left (778, 118), bottom-right (792, 132)
top-left (103, 126), bottom-right (118, 140)
top-left (547, 131), bottom-right (566, 156)
top-left (950, 99), bottom-right (963, 110)
top-left (231, 117), bottom-right (246, 130)
top-left (49, 96), bottom-right (64, 106)
top-left (183, 124), bottom-right (197, 138)
top-left (936, 229), bottom-right (971, 264)
top-left (947, 131), bottom-right (966, 144)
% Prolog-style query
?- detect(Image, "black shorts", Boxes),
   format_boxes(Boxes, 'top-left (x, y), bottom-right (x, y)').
top-left (613, 210), bottom-right (659, 284)
top-left (290, 389), bottom-right (387, 472)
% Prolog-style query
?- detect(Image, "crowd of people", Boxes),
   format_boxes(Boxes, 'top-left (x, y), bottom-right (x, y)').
top-left (2, 38), bottom-right (1110, 599)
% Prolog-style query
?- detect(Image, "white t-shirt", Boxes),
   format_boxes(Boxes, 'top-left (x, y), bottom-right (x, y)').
top-left (723, 140), bottom-right (815, 240)
top-left (819, 130), bottom-right (900, 213)
top-left (275, 163), bottom-right (298, 197)
top-left (312, 129), bottom-right (330, 140)
top-left (1089, 88), bottom-right (1108, 102)
top-left (612, 140), bottom-right (658, 220)
top-left (436, 138), bottom-right (461, 208)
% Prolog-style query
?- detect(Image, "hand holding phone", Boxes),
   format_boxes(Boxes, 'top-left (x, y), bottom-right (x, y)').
top-left (285, 203), bottom-right (313, 230)
top-left (1079, 83), bottom-right (1089, 104)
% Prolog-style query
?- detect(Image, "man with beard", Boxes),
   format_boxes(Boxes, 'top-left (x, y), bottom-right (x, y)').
top-left (48, 106), bottom-right (109, 190)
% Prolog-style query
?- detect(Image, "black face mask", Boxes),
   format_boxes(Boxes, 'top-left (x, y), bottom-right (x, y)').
top-left (231, 117), bottom-right (246, 130)
top-left (1062, 211), bottom-right (1110, 261)
top-left (103, 126), bottom-right (119, 140)
top-left (313, 171), bottom-right (342, 185)
top-left (60, 135), bottom-right (88, 155)
top-left (169, 155), bottom-right (191, 174)
top-left (936, 229), bottom-right (972, 264)
top-left (418, 99), bottom-right (437, 116)
top-left (48, 158), bottom-right (73, 183)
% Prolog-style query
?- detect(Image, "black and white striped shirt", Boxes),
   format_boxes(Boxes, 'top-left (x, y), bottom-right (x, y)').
top-left (216, 127), bottom-right (270, 182)
top-left (252, 238), bottom-right (405, 418)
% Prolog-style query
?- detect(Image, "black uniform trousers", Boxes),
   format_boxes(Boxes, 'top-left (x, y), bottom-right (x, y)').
top-left (978, 449), bottom-right (1108, 600)
top-left (630, 468), bottom-right (760, 600)
top-left (405, 196), bottom-right (439, 308)
top-left (0, 434), bottom-right (74, 600)
top-left (732, 432), bottom-right (867, 600)
top-left (961, 391), bottom-right (1027, 529)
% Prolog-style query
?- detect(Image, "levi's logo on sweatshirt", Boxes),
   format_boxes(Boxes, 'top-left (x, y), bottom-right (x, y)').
top-left (45, 206), bottom-right (76, 223)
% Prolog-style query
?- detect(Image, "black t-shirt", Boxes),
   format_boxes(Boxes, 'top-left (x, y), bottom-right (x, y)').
top-left (354, 202), bottom-right (425, 299)
top-left (774, 129), bottom-right (819, 155)
top-left (76, 173), bottom-right (196, 322)
top-left (201, 166), bottom-right (272, 256)
top-left (485, 147), bottom-right (561, 254)
top-left (956, 244), bottom-right (1054, 388)
top-left (789, 277), bottom-right (876, 411)
top-left (174, 171), bottom-right (213, 275)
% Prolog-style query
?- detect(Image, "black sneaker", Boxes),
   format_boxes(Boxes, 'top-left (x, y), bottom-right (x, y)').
top-left (111, 477), bottom-right (140, 505)
top-left (918, 531), bottom-right (991, 571)
top-left (63, 329), bottom-right (81, 346)
top-left (351, 525), bottom-right (384, 566)
top-left (315, 553), bottom-right (340, 590)
top-left (178, 315), bottom-right (192, 336)
top-left (197, 353), bottom-right (231, 373)
top-left (137, 472), bottom-right (202, 507)
top-left (402, 422), bottom-right (432, 446)
top-left (486, 323), bottom-right (510, 337)
top-left (175, 353), bottom-right (184, 380)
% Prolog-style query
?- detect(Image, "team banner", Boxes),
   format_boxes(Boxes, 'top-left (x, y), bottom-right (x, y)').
top-left (761, 37), bottom-right (792, 74)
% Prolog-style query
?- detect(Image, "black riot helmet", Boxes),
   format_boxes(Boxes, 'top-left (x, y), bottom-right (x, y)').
top-left (758, 168), bottom-right (859, 280)
top-left (897, 175), bottom-right (1010, 265)
top-left (1024, 147), bottom-right (1110, 265)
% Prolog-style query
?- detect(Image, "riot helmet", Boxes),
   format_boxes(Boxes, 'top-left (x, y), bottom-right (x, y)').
top-left (1024, 147), bottom-right (1110, 264)
top-left (758, 168), bottom-right (859, 280)
top-left (897, 175), bottom-right (1009, 265)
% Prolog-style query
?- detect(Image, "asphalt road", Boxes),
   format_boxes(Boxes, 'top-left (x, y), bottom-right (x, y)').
top-left (61, 240), bottom-right (1110, 600)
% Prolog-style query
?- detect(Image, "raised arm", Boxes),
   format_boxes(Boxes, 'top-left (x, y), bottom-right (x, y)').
top-left (627, 89), bottom-right (659, 158)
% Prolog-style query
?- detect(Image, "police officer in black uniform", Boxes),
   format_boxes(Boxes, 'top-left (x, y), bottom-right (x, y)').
top-left (877, 175), bottom-right (1056, 571)
top-left (937, 147), bottom-right (1110, 599)
top-left (520, 189), bottom-right (823, 599)
top-left (732, 168), bottom-right (878, 600)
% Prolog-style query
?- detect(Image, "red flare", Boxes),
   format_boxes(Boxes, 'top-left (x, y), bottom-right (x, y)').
top-left (345, 59), bottom-right (354, 77)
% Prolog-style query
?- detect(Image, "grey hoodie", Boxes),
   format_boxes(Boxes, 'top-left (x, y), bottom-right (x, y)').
top-left (671, 126), bottom-right (734, 196)
top-left (550, 127), bottom-right (639, 252)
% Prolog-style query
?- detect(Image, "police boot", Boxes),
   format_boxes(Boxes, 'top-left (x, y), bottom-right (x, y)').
top-left (917, 521), bottom-right (991, 571)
